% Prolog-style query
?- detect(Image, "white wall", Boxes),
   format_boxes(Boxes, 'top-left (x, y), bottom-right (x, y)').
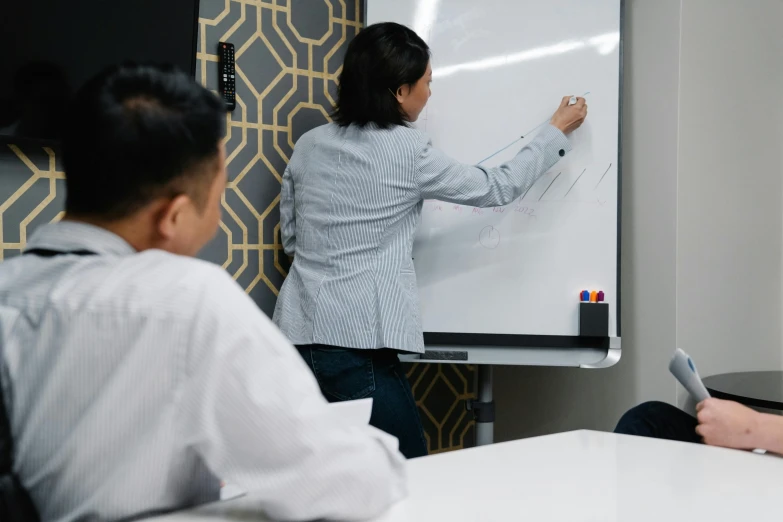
top-left (496, 0), bottom-right (783, 441)
top-left (675, 0), bottom-right (783, 407)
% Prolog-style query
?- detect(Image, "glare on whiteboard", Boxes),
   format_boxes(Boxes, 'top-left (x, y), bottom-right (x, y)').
top-left (432, 32), bottom-right (620, 79)
top-left (413, 0), bottom-right (441, 42)
top-left (589, 32), bottom-right (621, 55)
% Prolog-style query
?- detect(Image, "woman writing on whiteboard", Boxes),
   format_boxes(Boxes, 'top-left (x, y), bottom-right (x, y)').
top-left (273, 22), bottom-right (586, 458)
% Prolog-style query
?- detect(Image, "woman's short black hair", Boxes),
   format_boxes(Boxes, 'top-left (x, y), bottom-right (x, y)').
top-left (62, 63), bottom-right (225, 220)
top-left (333, 22), bottom-right (430, 128)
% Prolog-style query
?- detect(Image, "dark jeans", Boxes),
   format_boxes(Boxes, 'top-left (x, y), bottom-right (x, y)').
top-left (297, 345), bottom-right (428, 459)
top-left (614, 401), bottom-right (702, 444)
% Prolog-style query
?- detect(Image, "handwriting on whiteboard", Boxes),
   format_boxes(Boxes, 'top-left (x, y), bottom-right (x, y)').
top-left (479, 226), bottom-right (501, 249)
top-left (426, 202), bottom-right (539, 218)
top-left (514, 205), bottom-right (537, 218)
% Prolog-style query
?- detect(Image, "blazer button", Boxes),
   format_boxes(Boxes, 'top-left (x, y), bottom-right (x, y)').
top-left (559, 149), bottom-right (565, 157)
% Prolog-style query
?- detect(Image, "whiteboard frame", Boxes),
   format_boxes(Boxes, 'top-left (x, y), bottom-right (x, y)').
top-left (363, 0), bottom-right (624, 368)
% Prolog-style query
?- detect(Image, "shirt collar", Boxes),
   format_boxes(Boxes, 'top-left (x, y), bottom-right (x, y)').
top-left (25, 221), bottom-right (136, 256)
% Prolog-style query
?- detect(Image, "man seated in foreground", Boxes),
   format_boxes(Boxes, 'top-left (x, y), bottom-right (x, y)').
top-left (0, 64), bottom-right (406, 521)
top-left (615, 398), bottom-right (783, 454)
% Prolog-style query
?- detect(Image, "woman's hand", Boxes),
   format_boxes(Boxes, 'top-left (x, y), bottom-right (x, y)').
top-left (550, 96), bottom-right (588, 134)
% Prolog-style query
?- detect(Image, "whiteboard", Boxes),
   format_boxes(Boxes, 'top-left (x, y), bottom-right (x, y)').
top-left (368, 0), bottom-right (621, 343)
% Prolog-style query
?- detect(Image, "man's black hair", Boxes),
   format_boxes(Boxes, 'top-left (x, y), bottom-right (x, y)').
top-left (62, 64), bottom-right (225, 220)
top-left (332, 22), bottom-right (430, 129)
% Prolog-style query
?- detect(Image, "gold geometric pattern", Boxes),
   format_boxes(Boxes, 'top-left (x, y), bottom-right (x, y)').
top-left (407, 363), bottom-right (476, 453)
top-left (0, 146), bottom-right (64, 260)
top-left (0, 0), bottom-right (475, 454)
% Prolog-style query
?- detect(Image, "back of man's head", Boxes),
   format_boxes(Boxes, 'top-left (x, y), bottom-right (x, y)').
top-left (62, 64), bottom-right (226, 255)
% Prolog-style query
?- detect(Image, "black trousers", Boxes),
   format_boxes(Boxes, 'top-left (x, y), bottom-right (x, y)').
top-left (614, 401), bottom-right (702, 444)
top-left (296, 344), bottom-right (429, 459)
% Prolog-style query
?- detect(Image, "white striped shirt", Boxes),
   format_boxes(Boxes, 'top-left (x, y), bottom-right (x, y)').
top-left (274, 123), bottom-right (571, 352)
top-left (0, 221), bottom-right (406, 522)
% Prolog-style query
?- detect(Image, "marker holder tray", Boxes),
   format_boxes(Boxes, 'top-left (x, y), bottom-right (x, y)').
top-left (579, 303), bottom-right (609, 337)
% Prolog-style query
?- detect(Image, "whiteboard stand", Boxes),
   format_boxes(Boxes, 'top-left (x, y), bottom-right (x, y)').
top-left (401, 338), bottom-right (621, 446)
top-left (467, 364), bottom-right (495, 445)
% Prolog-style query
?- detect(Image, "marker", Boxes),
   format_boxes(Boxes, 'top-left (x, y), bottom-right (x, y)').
top-left (597, 291), bottom-right (605, 302)
top-left (580, 290), bottom-right (590, 302)
top-left (569, 92), bottom-right (590, 105)
top-left (590, 291), bottom-right (597, 303)
top-left (477, 91), bottom-right (589, 165)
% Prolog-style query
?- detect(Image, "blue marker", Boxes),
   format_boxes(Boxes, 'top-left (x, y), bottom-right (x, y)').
top-left (580, 290), bottom-right (590, 302)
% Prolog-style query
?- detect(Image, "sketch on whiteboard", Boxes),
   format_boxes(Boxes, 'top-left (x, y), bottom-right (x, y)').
top-left (512, 162), bottom-right (613, 202)
top-left (371, 0), bottom-right (621, 338)
top-left (475, 90), bottom-right (592, 166)
top-left (479, 226), bottom-right (501, 249)
top-left (595, 163), bottom-right (613, 189)
top-left (564, 168), bottom-right (588, 197)
top-left (422, 162), bottom-right (614, 218)
top-left (538, 172), bottom-right (562, 201)
top-left (519, 180), bottom-right (536, 201)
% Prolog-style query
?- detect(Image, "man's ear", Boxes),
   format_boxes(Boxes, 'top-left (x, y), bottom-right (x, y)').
top-left (156, 194), bottom-right (191, 240)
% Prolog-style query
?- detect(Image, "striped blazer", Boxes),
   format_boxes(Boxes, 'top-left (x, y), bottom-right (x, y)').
top-left (273, 122), bottom-right (571, 353)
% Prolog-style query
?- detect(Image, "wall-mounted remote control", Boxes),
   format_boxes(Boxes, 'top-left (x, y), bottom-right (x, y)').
top-left (218, 42), bottom-right (236, 111)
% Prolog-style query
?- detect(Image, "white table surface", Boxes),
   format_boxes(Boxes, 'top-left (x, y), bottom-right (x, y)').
top-left (152, 430), bottom-right (782, 522)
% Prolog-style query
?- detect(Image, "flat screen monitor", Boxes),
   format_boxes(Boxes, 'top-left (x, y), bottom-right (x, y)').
top-left (0, 0), bottom-right (200, 145)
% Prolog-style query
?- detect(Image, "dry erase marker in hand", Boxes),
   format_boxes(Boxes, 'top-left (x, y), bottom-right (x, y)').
top-left (569, 92), bottom-right (590, 105)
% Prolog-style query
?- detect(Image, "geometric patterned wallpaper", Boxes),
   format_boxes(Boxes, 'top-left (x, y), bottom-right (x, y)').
top-left (0, 0), bottom-right (475, 454)
top-left (195, 0), bottom-right (358, 313)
